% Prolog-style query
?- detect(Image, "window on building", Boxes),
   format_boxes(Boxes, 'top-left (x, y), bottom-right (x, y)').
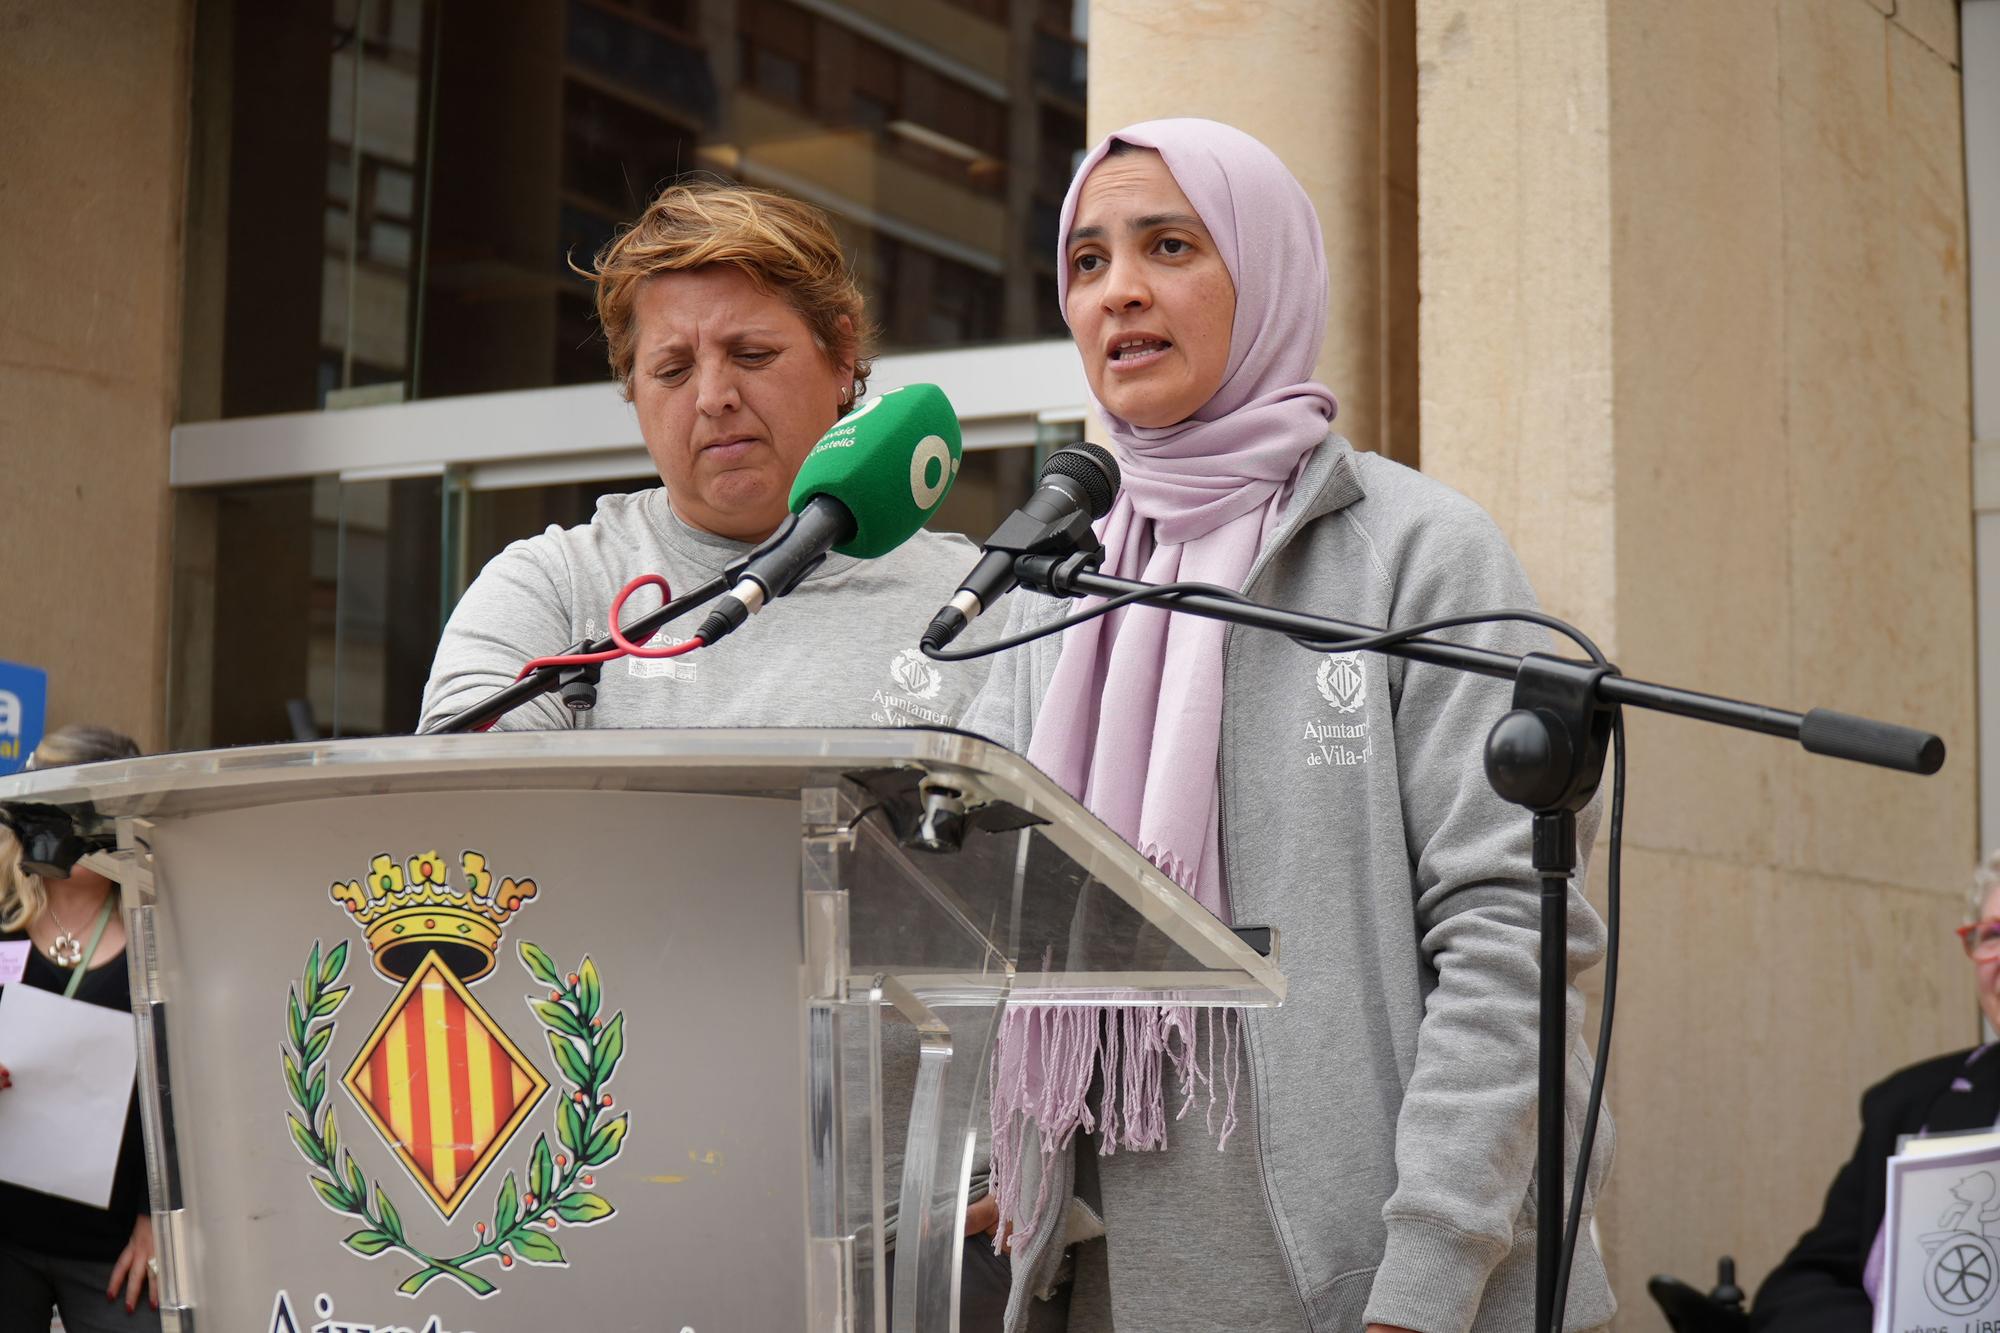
top-left (739, 0), bottom-right (815, 109)
top-left (567, 0), bottom-right (714, 124)
top-left (187, 0), bottom-right (1082, 416)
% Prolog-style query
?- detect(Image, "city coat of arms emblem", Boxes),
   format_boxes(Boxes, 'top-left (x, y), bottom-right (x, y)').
top-left (282, 850), bottom-right (629, 1298)
top-left (1316, 653), bottom-right (1367, 714)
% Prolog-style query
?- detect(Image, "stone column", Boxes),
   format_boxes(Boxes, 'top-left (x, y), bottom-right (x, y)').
top-left (1085, 0), bottom-right (1418, 465)
top-left (1420, 0), bottom-right (1975, 1317)
top-left (0, 0), bottom-right (193, 748)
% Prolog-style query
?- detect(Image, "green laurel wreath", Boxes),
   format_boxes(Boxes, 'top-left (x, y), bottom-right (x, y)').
top-left (283, 938), bottom-right (629, 1297)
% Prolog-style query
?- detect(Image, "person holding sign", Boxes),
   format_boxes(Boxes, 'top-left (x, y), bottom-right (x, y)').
top-left (1752, 852), bottom-right (2000, 1330)
top-left (0, 724), bottom-right (154, 1332)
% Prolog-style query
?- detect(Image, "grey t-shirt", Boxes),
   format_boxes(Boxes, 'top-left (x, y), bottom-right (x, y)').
top-left (420, 486), bottom-right (995, 734)
top-left (419, 485), bottom-right (1001, 1244)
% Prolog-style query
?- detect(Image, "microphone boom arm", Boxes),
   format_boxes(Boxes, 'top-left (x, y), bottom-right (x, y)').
top-left (1015, 552), bottom-right (1942, 774)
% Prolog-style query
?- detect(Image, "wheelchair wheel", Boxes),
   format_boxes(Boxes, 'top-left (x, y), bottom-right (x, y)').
top-left (1925, 1232), bottom-right (2000, 1315)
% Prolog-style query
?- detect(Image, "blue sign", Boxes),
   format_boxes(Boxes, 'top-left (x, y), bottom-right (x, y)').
top-left (0, 660), bottom-right (48, 776)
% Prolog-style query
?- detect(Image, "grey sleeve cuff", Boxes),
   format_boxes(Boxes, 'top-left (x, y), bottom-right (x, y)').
top-left (1362, 1215), bottom-right (1508, 1333)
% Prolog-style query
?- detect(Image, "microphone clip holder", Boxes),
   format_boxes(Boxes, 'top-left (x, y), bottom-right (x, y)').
top-left (742, 511), bottom-right (832, 601)
top-left (1013, 548), bottom-right (1104, 599)
top-left (986, 502), bottom-right (1101, 571)
top-left (555, 640), bottom-right (603, 714)
top-left (1485, 654), bottom-right (1616, 818)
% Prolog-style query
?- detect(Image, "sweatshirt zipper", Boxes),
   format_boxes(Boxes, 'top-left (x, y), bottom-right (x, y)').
top-left (1221, 512), bottom-right (1316, 1331)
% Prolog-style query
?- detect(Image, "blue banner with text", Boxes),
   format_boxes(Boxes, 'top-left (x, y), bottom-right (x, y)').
top-left (0, 660), bottom-right (48, 775)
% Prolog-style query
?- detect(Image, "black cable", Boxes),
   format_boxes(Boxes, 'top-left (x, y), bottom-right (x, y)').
top-left (1302, 602), bottom-right (1619, 1333)
top-left (920, 579), bottom-right (1253, 662)
top-left (1293, 606), bottom-right (1608, 669)
top-left (926, 582), bottom-right (1610, 672)
top-left (1340, 613), bottom-right (1618, 1333)
top-left (929, 578), bottom-right (1621, 1330)
top-left (1553, 710), bottom-right (1622, 1327)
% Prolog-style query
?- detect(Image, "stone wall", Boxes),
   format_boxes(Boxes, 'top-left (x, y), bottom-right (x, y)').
top-left (1419, 0), bottom-right (1974, 1320)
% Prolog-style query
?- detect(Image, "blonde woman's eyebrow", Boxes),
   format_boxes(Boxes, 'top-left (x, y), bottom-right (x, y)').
top-left (646, 328), bottom-right (788, 357)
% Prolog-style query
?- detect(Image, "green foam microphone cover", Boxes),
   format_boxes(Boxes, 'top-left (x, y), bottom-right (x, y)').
top-left (789, 383), bottom-right (963, 559)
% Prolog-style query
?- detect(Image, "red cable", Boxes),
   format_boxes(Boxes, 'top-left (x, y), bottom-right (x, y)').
top-left (605, 574), bottom-right (708, 659)
top-left (472, 574), bottom-right (707, 732)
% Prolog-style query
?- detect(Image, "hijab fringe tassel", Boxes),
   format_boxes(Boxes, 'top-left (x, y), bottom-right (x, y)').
top-left (988, 1001), bottom-right (1244, 1252)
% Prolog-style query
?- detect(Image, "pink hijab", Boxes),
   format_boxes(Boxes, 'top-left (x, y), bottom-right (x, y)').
top-left (990, 119), bottom-right (1338, 1242)
top-left (1026, 117), bottom-right (1338, 913)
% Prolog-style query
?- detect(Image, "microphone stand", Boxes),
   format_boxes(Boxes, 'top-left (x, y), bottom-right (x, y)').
top-left (1009, 550), bottom-right (1942, 1333)
top-left (420, 575), bottom-right (730, 735)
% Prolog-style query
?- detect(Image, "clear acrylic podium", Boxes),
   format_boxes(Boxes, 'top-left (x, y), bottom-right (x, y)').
top-left (0, 728), bottom-right (1284, 1333)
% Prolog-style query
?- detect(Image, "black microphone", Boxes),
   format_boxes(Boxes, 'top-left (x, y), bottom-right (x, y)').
top-left (922, 442), bottom-right (1120, 652)
top-left (695, 383), bottom-right (965, 645)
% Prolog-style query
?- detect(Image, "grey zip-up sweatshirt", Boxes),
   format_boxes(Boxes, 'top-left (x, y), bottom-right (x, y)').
top-left (962, 436), bottom-right (1615, 1333)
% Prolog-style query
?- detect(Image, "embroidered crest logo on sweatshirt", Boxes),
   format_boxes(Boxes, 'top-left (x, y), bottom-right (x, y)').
top-left (869, 648), bottom-right (953, 727)
top-left (1304, 653), bottom-right (1372, 767)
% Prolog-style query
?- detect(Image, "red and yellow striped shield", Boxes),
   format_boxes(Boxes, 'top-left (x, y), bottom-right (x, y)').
top-left (342, 950), bottom-right (549, 1219)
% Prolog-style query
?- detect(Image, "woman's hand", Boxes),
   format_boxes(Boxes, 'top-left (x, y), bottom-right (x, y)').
top-left (963, 1193), bottom-right (1000, 1237)
top-left (962, 1194), bottom-right (1021, 1255)
top-left (108, 1213), bottom-right (158, 1313)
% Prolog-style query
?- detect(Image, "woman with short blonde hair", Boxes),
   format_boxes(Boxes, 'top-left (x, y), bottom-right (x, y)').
top-left (424, 176), bottom-right (1008, 1324)
top-left (424, 176), bottom-right (992, 734)
top-left (584, 180), bottom-right (876, 406)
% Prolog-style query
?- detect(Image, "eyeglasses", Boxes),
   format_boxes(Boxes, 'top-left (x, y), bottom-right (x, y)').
top-left (1958, 920), bottom-right (2000, 959)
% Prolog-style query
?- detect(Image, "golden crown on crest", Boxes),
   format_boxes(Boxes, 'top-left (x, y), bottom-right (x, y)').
top-left (329, 850), bottom-right (537, 982)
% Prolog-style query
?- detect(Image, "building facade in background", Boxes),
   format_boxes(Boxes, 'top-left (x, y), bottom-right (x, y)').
top-left (2, 1), bottom-right (1997, 1329)
top-left (172, 0), bottom-right (1091, 746)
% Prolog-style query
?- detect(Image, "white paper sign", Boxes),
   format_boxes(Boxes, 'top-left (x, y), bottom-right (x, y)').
top-left (0, 983), bottom-right (138, 1207)
top-left (0, 942), bottom-right (27, 986)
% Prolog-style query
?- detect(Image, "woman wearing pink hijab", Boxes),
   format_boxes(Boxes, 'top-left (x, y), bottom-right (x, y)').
top-left (965, 120), bottom-right (1614, 1333)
